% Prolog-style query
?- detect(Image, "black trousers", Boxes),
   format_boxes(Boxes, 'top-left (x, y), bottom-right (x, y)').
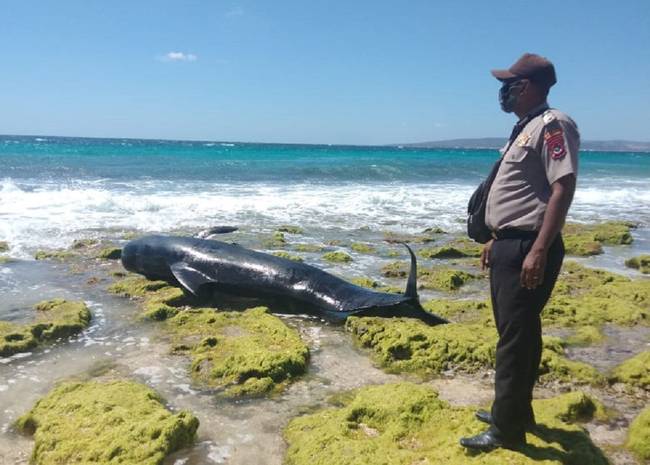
top-left (489, 234), bottom-right (564, 441)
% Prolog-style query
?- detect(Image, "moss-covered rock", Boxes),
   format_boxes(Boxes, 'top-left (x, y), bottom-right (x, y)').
top-left (0, 241), bottom-right (8, 252)
top-left (625, 254), bottom-right (650, 274)
top-left (418, 268), bottom-right (476, 291)
top-left (166, 307), bottom-right (309, 397)
top-left (383, 231), bottom-right (436, 244)
top-left (381, 261), bottom-right (407, 278)
top-left (539, 341), bottom-right (605, 385)
top-left (543, 262), bottom-right (649, 328)
top-left (346, 317), bottom-right (497, 376)
top-left (610, 351), bottom-right (650, 389)
top-left (97, 247), bottom-right (122, 260)
top-left (627, 406), bottom-right (650, 462)
top-left (565, 325), bottom-right (605, 346)
top-left (262, 231), bottom-right (287, 248)
top-left (272, 251), bottom-right (304, 262)
top-left (563, 221), bottom-right (634, 256)
top-left (350, 277), bottom-right (381, 289)
top-left (108, 277), bottom-right (186, 321)
top-left (422, 299), bottom-right (491, 324)
top-left (0, 300), bottom-right (91, 357)
top-left (346, 316), bottom-right (603, 385)
top-left (32, 299), bottom-right (92, 341)
top-left (293, 243), bottom-right (326, 253)
top-left (34, 249), bottom-right (74, 261)
top-left (419, 239), bottom-right (482, 259)
top-left (562, 236), bottom-right (603, 256)
top-left (277, 225), bottom-right (303, 234)
top-left (16, 380), bottom-right (198, 465)
top-left (0, 321), bottom-right (38, 357)
top-left (71, 238), bottom-right (99, 249)
top-left (350, 242), bottom-right (375, 254)
top-left (284, 383), bottom-right (608, 465)
top-left (322, 251), bottom-right (353, 263)
top-left (422, 226), bottom-right (446, 234)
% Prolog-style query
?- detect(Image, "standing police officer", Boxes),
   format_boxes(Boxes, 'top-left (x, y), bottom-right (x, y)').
top-left (460, 53), bottom-right (580, 451)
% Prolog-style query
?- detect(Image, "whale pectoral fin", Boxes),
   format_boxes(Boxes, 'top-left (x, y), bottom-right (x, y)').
top-left (170, 262), bottom-right (216, 295)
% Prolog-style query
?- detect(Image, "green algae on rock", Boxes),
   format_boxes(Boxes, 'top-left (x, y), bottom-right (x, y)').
top-left (277, 225), bottom-right (303, 234)
top-left (565, 325), bottom-right (605, 346)
top-left (0, 321), bottom-right (38, 357)
top-left (418, 268), bottom-right (476, 292)
top-left (33, 299), bottom-right (92, 341)
top-left (71, 238), bottom-right (100, 249)
top-left (272, 251), bottom-right (304, 262)
top-left (625, 254), bottom-right (650, 274)
top-left (543, 261), bottom-right (649, 328)
top-left (383, 231), bottom-right (436, 244)
top-left (627, 406), bottom-right (650, 462)
top-left (610, 350), bottom-right (650, 389)
top-left (563, 221), bottom-right (634, 256)
top-left (346, 316), bottom-right (603, 385)
top-left (293, 243), bottom-right (326, 253)
top-left (96, 247), bottom-right (122, 260)
top-left (0, 241), bottom-right (8, 252)
top-left (34, 249), bottom-right (74, 261)
top-left (350, 242), bottom-right (375, 254)
top-left (108, 276), bottom-right (187, 321)
top-left (0, 300), bottom-right (91, 357)
top-left (16, 380), bottom-right (199, 465)
top-left (284, 383), bottom-right (608, 465)
top-left (262, 231), bottom-right (288, 248)
top-left (346, 317), bottom-right (497, 376)
top-left (538, 341), bottom-right (605, 385)
top-left (381, 261), bottom-right (407, 278)
top-left (166, 307), bottom-right (309, 397)
top-left (419, 239), bottom-right (482, 259)
top-left (350, 277), bottom-right (381, 289)
top-left (322, 251), bottom-right (353, 263)
top-left (422, 299), bottom-right (491, 324)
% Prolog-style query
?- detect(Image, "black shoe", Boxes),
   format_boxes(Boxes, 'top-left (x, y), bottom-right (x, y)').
top-left (474, 409), bottom-right (536, 431)
top-left (475, 409), bottom-right (492, 425)
top-left (460, 429), bottom-right (525, 451)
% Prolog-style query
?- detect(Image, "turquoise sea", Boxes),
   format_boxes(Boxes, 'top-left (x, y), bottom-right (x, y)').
top-left (1, 135), bottom-right (649, 257)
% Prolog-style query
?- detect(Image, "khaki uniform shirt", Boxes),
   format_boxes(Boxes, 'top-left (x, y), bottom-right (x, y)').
top-left (485, 104), bottom-right (580, 232)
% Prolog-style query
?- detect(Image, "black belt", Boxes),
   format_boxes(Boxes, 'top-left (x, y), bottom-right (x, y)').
top-left (491, 229), bottom-right (538, 240)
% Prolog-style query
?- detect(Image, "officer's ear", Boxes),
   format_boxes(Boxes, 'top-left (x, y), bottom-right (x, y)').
top-left (519, 79), bottom-right (530, 96)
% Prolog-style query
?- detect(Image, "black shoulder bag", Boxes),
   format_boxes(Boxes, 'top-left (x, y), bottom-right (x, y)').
top-left (466, 157), bottom-right (503, 243)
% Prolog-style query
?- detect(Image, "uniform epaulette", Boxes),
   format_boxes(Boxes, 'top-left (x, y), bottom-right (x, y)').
top-left (542, 110), bottom-right (556, 125)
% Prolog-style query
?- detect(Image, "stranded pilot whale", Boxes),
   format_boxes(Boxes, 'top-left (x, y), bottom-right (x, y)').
top-left (121, 235), bottom-right (448, 326)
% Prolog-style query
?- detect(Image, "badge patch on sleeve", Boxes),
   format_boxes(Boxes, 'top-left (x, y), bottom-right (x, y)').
top-left (544, 128), bottom-right (566, 160)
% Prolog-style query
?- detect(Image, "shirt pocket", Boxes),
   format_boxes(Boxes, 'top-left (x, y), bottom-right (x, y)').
top-left (504, 144), bottom-right (534, 163)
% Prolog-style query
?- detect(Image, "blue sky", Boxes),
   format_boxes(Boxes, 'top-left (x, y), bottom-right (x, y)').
top-left (1, 0), bottom-right (649, 144)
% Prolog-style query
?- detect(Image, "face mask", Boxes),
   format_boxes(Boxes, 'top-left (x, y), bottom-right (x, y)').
top-left (498, 80), bottom-right (525, 113)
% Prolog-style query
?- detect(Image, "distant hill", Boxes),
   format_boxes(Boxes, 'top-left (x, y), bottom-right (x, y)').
top-left (396, 138), bottom-right (650, 152)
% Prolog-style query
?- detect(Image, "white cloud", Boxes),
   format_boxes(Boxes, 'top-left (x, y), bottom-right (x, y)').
top-left (159, 51), bottom-right (198, 62)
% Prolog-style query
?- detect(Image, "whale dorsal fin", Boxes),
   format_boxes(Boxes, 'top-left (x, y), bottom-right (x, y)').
top-left (170, 262), bottom-right (215, 295)
top-left (402, 243), bottom-right (418, 300)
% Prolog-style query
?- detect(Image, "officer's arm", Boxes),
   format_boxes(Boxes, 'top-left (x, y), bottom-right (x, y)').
top-left (533, 174), bottom-right (576, 252)
top-left (521, 174), bottom-right (575, 289)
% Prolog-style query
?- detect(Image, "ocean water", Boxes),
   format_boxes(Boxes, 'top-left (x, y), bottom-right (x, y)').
top-left (1, 135), bottom-right (650, 257)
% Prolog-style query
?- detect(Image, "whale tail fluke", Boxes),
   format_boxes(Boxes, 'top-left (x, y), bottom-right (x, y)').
top-left (402, 243), bottom-right (418, 299)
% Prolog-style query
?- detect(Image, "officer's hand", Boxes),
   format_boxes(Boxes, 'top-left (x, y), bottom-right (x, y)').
top-left (521, 248), bottom-right (547, 289)
top-left (480, 239), bottom-right (494, 271)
